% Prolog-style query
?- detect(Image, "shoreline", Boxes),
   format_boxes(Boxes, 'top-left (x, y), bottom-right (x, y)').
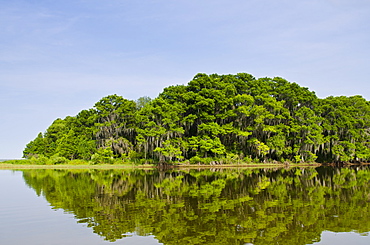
top-left (0, 162), bottom-right (322, 170)
top-left (1, 161), bottom-right (369, 170)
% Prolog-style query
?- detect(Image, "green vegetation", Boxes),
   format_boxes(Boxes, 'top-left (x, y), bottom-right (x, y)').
top-left (23, 73), bottom-right (370, 165)
top-left (21, 167), bottom-right (370, 244)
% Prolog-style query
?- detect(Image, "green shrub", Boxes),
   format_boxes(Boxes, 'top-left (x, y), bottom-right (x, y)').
top-left (48, 155), bottom-right (68, 165)
top-left (2, 159), bottom-right (30, 164)
top-left (90, 148), bottom-right (115, 164)
top-left (69, 159), bottom-right (89, 165)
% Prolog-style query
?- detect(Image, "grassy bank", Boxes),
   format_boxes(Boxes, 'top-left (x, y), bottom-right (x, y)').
top-left (0, 158), bottom-right (321, 170)
top-left (0, 159), bottom-right (154, 169)
top-left (0, 163), bottom-right (155, 169)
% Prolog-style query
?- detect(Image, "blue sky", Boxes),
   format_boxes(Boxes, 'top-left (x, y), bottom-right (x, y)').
top-left (1, 0), bottom-right (369, 159)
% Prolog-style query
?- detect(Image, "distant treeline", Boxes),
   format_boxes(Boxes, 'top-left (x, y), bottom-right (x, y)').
top-left (23, 73), bottom-right (370, 164)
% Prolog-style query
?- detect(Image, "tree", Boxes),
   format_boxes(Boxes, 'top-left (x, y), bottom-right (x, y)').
top-left (94, 94), bottom-right (137, 156)
top-left (24, 73), bottom-right (370, 165)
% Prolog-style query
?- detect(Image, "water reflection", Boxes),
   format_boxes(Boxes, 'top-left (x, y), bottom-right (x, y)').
top-left (21, 167), bottom-right (370, 245)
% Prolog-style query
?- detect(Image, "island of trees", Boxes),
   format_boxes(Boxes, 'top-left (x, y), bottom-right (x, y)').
top-left (22, 73), bottom-right (370, 165)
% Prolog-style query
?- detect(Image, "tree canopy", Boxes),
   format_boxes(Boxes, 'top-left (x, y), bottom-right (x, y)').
top-left (23, 73), bottom-right (370, 164)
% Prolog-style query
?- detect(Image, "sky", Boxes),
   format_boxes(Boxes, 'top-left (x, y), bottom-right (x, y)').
top-left (1, 0), bottom-right (369, 159)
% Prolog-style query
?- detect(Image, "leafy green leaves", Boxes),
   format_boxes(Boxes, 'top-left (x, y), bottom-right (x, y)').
top-left (23, 73), bottom-right (370, 164)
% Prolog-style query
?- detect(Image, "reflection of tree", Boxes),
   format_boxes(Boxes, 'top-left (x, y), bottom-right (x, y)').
top-left (22, 167), bottom-right (370, 245)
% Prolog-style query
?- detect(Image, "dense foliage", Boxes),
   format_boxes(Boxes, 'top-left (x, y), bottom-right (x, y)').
top-left (23, 73), bottom-right (370, 164)
top-left (22, 167), bottom-right (370, 244)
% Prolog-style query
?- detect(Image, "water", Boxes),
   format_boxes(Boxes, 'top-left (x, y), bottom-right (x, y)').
top-left (0, 167), bottom-right (369, 245)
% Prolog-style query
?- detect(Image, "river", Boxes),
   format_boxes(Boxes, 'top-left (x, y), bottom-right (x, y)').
top-left (0, 166), bottom-right (369, 244)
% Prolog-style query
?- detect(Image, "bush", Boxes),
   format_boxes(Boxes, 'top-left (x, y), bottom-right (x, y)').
top-left (69, 159), bottom-right (89, 165)
top-left (2, 159), bottom-right (30, 164)
top-left (48, 155), bottom-right (68, 165)
top-left (189, 156), bottom-right (202, 164)
top-left (28, 155), bottom-right (48, 165)
top-left (189, 156), bottom-right (214, 165)
top-left (90, 148), bottom-right (115, 164)
top-left (243, 156), bottom-right (253, 163)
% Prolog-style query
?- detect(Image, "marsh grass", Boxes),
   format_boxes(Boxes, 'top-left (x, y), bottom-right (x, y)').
top-left (0, 158), bottom-right (320, 170)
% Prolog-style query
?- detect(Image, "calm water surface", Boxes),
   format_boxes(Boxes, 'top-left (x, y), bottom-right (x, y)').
top-left (0, 167), bottom-right (369, 245)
